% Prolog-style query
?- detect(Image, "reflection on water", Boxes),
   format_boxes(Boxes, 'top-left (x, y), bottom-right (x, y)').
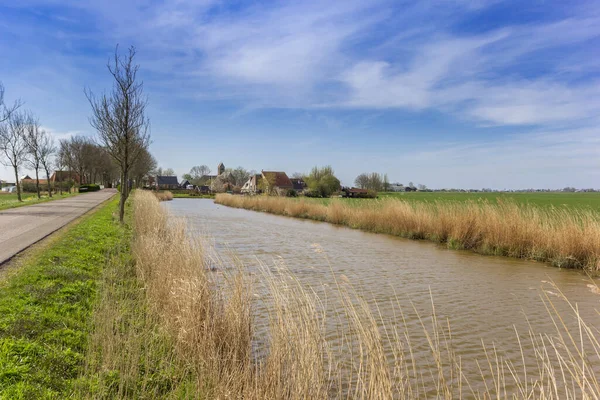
top-left (166, 199), bottom-right (600, 394)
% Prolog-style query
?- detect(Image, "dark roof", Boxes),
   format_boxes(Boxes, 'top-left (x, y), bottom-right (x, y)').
top-left (180, 179), bottom-right (191, 186)
top-left (290, 178), bottom-right (306, 191)
top-left (157, 176), bottom-right (179, 185)
top-left (262, 171), bottom-right (293, 188)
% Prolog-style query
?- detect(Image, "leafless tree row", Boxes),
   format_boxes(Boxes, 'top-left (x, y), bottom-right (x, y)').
top-left (1, 47), bottom-right (155, 215)
top-left (0, 92), bottom-right (56, 201)
top-left (354, 172), bottom-right (390, 191)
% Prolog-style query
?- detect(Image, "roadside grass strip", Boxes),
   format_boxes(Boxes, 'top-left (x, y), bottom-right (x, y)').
top-left (0, 198), bottom-right (123, 399)
top-left (0, 192), bottom-right (78, 211)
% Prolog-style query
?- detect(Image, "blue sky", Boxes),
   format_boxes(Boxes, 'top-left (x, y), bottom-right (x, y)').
top-left (1, 0), bottom-right (599, 189)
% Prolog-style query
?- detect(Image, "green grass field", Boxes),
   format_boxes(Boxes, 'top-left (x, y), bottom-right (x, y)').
top-left (0, 192), bottom-right (77, 211)
top-left (311, 191), bottom-right (600, 211)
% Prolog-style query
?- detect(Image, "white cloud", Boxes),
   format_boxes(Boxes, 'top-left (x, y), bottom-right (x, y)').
top-left (335, 15), bottom-right (600, 126)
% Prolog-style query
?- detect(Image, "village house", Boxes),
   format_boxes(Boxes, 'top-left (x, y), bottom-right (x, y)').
top-left (389, 183), bottom-right (404, 192)
top-left (21, 177), bottom-right (49, 187)
top-left (156, 176), bottom-right (179, 190)
top-left (51, 171), bottom-right (81, 184)
top-left (241, 174), bottom-right (263, 194)
top-left (242, 171), bottom-right (293, 195)
top-left (290, 178), bottom-right (306, 194)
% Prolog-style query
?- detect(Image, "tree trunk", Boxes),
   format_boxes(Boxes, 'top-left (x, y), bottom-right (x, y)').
top-left (13, 166), bottom-right (21, 202)
top-left (35, 168), bottom-right (41, 199)
top-left (118, 171), bottom-right (127, 223)
top-left (45, 168), bottom-right (52, 198)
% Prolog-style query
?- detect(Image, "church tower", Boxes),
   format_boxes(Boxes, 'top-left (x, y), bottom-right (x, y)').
top-left (217, 162), bottom-right (225, 176)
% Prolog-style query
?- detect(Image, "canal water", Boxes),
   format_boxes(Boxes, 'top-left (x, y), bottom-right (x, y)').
top-left (166, 199), bottom-right (600, 395)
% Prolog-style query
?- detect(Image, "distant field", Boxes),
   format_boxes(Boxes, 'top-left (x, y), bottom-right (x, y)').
top-left (380, 192), bottom-right (600, 209)
top-left (311, 192), bottom-right (600, 211)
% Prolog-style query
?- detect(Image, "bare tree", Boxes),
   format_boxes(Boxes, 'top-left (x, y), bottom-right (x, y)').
top-left (354, 173), bottom-right (369, 189)
top-left (230, 166), bottom-right (250, 187)
top-left (38, 129), bottom-right (56, 197)
top-left (24, 116), bottom-right (43, 198)
top-left (188, 165), bottom-right (211, 185)
top-left (0, 110), bottom-right (29, 201)
top-left (131, 147), bottom-right (156, 187)
top-left (354, 172), bottom-right (384, 191)
top-left (54, 148), bottom-right (66, 195)
top-left (58, 138), bottom-right (77, 191)
top-left (86, 45), bottom-right (150, 222)
top-left (0, 82), bottom-right (21, 123)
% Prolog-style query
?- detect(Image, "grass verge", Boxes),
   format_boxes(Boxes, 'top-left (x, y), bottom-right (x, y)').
top-left (215, 194), bottom-right (600, 272)
top-left (0, 192), bottom-right (78, 211)
top-left (0, 197), bottom-right (124, 399)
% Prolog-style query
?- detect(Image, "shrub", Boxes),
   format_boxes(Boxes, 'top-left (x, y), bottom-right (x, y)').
top-left (79, 184), bottom-right (101, 192)
top-left (21, 182), bottom-right (38, 193)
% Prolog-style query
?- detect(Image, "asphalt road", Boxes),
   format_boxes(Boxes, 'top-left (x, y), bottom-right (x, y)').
top-left (0, 189), bottom-right (117, 265)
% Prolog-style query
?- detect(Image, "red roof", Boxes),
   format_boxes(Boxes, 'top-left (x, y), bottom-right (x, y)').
top-left (22, 179), bottom-right (49, 185)
top-left (262, 171), bottom-right (293, 188)
top-left (348, 188), bottom-right (369, 193)
top-left (50, 171), bottom-right (81, 184)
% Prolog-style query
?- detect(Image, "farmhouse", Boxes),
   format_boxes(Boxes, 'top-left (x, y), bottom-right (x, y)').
top-left (156, 176), bottom-right (179, 190)
top-left (262, 171), bottom-right (293, 192)
top-left (21, 178), bottom-right (49, 186)
top-left (51, 171), bottom-right (81, 184)
top-left (241, 174), bottom-right (263, 194)
top-left (241, 171), bottom-right (294, 194)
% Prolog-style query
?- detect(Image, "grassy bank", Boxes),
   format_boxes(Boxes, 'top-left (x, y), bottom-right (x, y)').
top-left (0, 197), bottom-right (123, 398)
top-left (215, 194), bottom-right (600, 271)
top-left (92, 190), bottom-right (597, 399)
top-left (0, 192), bottom-right (78, 211)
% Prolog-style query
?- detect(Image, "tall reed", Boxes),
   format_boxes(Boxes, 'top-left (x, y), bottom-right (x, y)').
top-left (153, 190), bottom-right (173, 201)
top-left (215, 195), bottom-right (600, 271)
top-left (101, 190), bottom-right (600, 399)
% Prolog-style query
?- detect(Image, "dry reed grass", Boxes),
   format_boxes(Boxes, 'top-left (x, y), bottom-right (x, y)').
top-left (215, 194), bottom-right (600, 271)
top-left (153, 190), bottom-right (173, 201)
top-left (94, 190), bottom-right (600, 399)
